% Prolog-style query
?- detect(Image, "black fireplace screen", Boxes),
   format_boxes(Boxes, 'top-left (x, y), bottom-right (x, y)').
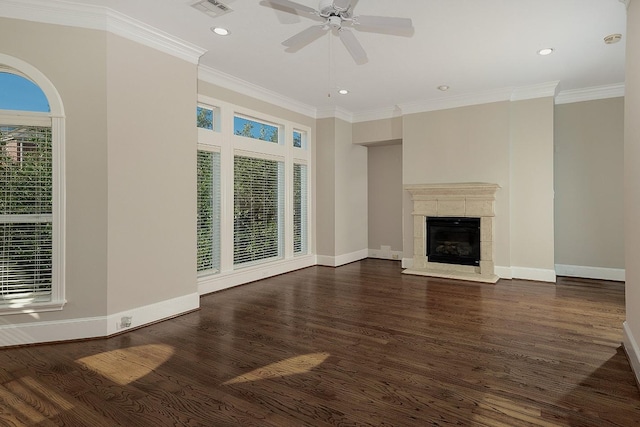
top-left (426, 217), bottom-right (480, 266)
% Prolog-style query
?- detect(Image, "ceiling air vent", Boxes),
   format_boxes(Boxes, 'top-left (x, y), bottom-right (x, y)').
top-left (191, 0), bottom-right (233, 18)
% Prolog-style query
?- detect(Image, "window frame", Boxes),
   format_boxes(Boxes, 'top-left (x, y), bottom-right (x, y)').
top-left (0, 67), bottom-right (65, 315)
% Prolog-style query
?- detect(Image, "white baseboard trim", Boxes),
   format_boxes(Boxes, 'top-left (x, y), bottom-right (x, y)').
top-left (623, 321), bottom-right (640, 388)
top-left (317, 249), bottom-right (368, 267)
top-left (105, 292), bottom-right (200, 336)
top-left (496, 266), bottom-right (556, 282)
top-left (402, 258), bottom-right (414, 269)
top-left (198, 255), bottom-right (316, 295)
top-left (0, 292), bottom-right (200, 347)
top-left (555, 264), bottom-right (625, 281)
top-left (368, 248), bottom-right (403, 261)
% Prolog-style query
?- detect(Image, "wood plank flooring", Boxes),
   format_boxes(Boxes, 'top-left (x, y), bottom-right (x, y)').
top-left (0, 258), bottom-right (639, 426)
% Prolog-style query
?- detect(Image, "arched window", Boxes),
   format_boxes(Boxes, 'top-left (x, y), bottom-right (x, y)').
top-left (0, 57), bottom-right (65, 314)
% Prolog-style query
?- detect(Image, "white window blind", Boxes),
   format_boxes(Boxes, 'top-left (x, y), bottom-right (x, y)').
top-left (293, 163), bottom-right (308, 255)
top-left (197, 150), bottom-right (221, 274)
top-left (0, 125), bottom-right (53, 302)
top-left (234, 155), bottom-right (284, 266)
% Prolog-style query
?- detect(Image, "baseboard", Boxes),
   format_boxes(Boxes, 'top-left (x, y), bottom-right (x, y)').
top-left (317, 249), bottom-right (368, 267)
top-left (0, 292), bottom-right (200, 347)
top-left (368, 248), bottom-right (403, 261)
top-left (623, 321), bottom-right (640, 389)
top-left (105, 292), bottom-right (200, 336)
top-left (497, 266), bottom-right (556, 282)
top-left (402, 258), bottom-right (414, 269)
top-left (198, 255), bottom-right (316, 295)
top-left (555, 264), bottom-right (625, 281)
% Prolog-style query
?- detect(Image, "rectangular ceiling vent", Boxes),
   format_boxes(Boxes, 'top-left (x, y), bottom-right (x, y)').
top-left (191, 0), bottom-right (233, 18)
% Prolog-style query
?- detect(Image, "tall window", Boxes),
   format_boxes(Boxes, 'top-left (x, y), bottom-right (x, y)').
top-left (233, 156), bottom-right (284, 265)
top-left (0, 64), bottom-right (64, 312)
top-left (197, 150), bottom-right (220, 274)
top-left (293, 163), bottom-right (308, 254)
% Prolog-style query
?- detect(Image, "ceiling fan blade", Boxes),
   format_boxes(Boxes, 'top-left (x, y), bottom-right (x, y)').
top-left (333, 0), bottom-right (352, 11)
top-left (354, 15), bottom-right (413, 29)
top-left (264, 0), bottom-right (317, 15)
top-left (283, 25), bottom-right (328, 49)
top-left (338, 29), bottom-right (367, 64)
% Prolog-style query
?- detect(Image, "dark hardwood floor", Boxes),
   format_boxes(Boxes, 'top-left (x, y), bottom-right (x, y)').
top-left (1, 259), bottom-right (639, 426)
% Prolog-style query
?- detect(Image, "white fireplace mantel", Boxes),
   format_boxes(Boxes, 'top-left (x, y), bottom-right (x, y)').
top-left (403, 183), bottom-right (500, 283)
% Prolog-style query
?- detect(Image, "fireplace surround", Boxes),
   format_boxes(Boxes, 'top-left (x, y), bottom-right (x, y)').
top-left (403, 183), bottom-right (500, 283)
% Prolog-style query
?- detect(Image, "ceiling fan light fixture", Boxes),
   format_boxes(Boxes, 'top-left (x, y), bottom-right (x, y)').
top-left (212, 27), bottom-right (230, 36)
top-left (537, 47), bottom-right (554, 56)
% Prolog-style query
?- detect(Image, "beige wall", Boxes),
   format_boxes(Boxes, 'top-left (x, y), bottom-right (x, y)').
top-left (368, 144), bottom-right (403, 252)
top-left (106, 34), bottom-right (198, 314)
top-left (555, 98), bottom-right (625, 268)
top-left (0, 18), bottom-right (110, 323)
top-left (315, 117), bottom-right (368, 259)
top-left (402, 102), bottom-right (512, 268)
top-left (353, 116), bottom-right (402, 145)
top-left (402, 98), bottom-right (555, 278)
top-left (624, 0), bottom-right (640, 380)
top-left (509, 98), bottom-right (555, 273)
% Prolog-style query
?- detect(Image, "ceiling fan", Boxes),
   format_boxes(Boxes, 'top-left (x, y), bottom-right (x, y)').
top-left (262, 0), bottom-right (413, 64)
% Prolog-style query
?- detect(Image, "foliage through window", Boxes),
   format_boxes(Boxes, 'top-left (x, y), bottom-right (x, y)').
top-left (0, 125), bottom-right (53, 302)
top-left (234, 156), bottom-right (284, 265)
top-left (293, 163), bottom-right (308, 254)
top-left (234, 116), bottom-right (279, 143)
top-left (197, 106), bottom-right (214, 130)
top-left (197, 150), bottom-right (220, 274)
top-left (293, 131), bottom-right (302, 148)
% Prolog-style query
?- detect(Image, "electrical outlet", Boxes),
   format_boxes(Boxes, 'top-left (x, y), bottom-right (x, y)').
top-left (120, 316), bottom-right (132, 329)
top-left (392, 254), bottom-right (399, 260)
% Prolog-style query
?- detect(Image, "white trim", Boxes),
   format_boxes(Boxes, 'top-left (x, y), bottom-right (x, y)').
top-left (352, 107), bottom-right (403, 123)
top-left (198, 65), bottom-right (317, 119)
top-left (368, 249), bottom-right (403, 261)
top-left (317, 249), bottom-right (368, 267)
top-left (555, 264), bottom-right (625, 281)
top-left (510, 267), bottom-right (556, 283)
top-left (198, 255), bottom-right (316, 295)
top-left (494, 266), bottom-right (513, 279)
top-left (0, 293), bottom-right (200, 347)
top-left (105, 293), bottom-right (200, 336)
top-left (555, 83), bottom-right (625, 105)
top-left (402, 258), bottom-right (414, 269)
top-left (316, 106), bottom-right (353, 122)
top-left (510, 81), bottom-right (559, 101)
top-left (0, 0), bottom-right (206, 64)
top-left (623, 321), bottom-right (640, 387)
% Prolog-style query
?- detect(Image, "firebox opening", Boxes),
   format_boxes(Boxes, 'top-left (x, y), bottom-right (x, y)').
top-left (426, 217), bottom-right (481, 266)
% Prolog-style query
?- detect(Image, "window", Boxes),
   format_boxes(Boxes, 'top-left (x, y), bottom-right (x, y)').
top-left (234, 115), bottom-right (279, 143)
top-left (0, 61), bottom-right (64, 313)
top-left (293, 131), bottom-right (302, 148)
top-left (197, 150), bottom-right (220, 274)
top-left (293, 163), bottom-right (308, 254)
top-left (197, 106), bottom-right (214, 130)
top-left (233, 155), bottom-right (284, 265)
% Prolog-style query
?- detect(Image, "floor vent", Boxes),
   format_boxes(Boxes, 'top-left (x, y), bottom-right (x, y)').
top-left (191, 0), bottom-right (233, 18)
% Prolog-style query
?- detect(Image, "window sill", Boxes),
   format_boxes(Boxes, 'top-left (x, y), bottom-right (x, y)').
top-left (0, 300), bottom-right (66, 316)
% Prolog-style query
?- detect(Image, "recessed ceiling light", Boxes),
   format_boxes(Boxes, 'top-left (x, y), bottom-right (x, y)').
top-left (537, 48), bottom-right (554, 56)
top-left (604, 33), bottom-right (622, 44)
top-left (437, 85), bottom-right (449, 91)
top-left (212, 27), bottom-right (230, 36)
top-left (338, 89), bottom-right (349, 95)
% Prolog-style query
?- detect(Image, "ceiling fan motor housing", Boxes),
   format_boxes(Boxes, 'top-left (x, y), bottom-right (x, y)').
top-left (319, 0), bottom-right (350, 17)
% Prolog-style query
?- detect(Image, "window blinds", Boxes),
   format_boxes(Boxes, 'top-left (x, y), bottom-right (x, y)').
top-left (0, 125), bottom-right (53, 302)
top-left (197, 150), bottom-right (221, 274)
top-left (234, 155), bottom-right (284, 265)
top-left (293, 163), bottom-right (308, 254)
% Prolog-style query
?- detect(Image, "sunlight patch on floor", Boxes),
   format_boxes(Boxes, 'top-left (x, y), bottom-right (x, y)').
top-left (223, 352), bottom-right (331, 385)
top-left (76, 344), bottom-right (175, 385)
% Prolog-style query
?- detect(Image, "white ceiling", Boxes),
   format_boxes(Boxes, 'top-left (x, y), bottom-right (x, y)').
top-left (35, 0), bottom-right (631, 116)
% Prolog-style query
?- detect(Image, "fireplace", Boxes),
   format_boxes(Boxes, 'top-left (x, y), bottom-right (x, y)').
top-left (403, 183), bottom-right (500, 283)
top-left (427, 217), bottom-right (480, 266)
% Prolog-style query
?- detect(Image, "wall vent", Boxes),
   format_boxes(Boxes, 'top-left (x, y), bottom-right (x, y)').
top-left (191, 0), bottom-right (233, 18)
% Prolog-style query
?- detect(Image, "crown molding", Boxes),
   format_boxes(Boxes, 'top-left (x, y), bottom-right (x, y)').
top-left (398, 87), bottom-right (512, 115)
top-left (619, 0), bottom-right (630, 9)
top-left (0, 0), bottom-right (206, 64)
top-left (555, 83), bottom-right (625, 104)
top-left (352, 106), bottom-right (403, 123)
top-left (316, 106), bottom-right (353, 122)
top-left (511, 81), bottom-right (559, 101)
top-left (198, 65), bottom-right (317, 119)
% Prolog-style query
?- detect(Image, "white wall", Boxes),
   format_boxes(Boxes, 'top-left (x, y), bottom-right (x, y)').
top-left (623, 0), bottom-right (640, 387)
